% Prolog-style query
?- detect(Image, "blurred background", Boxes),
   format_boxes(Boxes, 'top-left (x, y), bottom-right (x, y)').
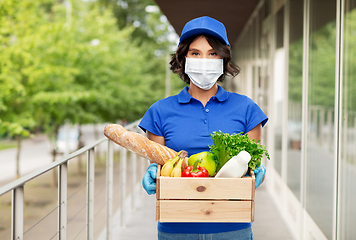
top-left (0, 2), bottom-right (186, 238)
top-left (1, 0), bottom-right (356, 239)
top-left (0, 0), bottom-right (185, 181)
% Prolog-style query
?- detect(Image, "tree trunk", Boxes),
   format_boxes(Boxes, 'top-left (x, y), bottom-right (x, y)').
top-left (77, 124), bottom-right (84, 175)
top-left (94, 123), bottom-right (100, 160)
top-left (93, 123), bottom-right (99, 140)
top-left (15, 135), bottom-right (22, 179)
top-left (51, 125), bottom-right (59, 187)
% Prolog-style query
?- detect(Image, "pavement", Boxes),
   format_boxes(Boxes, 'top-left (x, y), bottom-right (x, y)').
top-left (0, 134), bottom-right (54, 184)
top-left (110, 183), bottom-right (295, 240)
top-left (0, 124), bottom-right (107, 185)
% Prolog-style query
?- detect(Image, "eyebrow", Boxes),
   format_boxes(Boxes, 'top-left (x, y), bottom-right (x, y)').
top-left (188, 48), bottom-right (215, 52)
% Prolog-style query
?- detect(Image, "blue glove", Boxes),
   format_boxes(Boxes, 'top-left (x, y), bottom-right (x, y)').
top-left (254, 163), bottom-right (266, 189)
top-left (142, 163), bottom-right (157, 195)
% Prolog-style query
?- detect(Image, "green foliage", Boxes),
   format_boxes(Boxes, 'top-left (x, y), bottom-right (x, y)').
top-left (308, 22), bottom-right (337, 108)
top-left (209, 131), bottom-right (270, 171)
top-left (102, 0), bottom-right (173, 45)
top-left (288, 38), bottom-right (303, 104)
top-left (343, 10), bottom-right (356, 114)
top-left (289, 20), bottom-right (344, 109)
top-left (0, 0), bottom-right (42, 137)
top-left (0, 0), bottom-right (181, 141)
top-left (0, 141), bottom-right (16, 150)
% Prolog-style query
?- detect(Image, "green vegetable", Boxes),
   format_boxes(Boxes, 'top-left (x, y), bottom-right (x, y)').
top-left (188, 151), bottom-right (216, 177)
top-left (209, 131), bottom-right (270, 171)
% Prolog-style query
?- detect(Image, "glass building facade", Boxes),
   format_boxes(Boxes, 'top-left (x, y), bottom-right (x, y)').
top-left (229, 0), bottom-right (356, 239)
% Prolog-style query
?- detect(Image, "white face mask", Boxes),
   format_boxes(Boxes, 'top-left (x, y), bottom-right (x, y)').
top-left (185, 58), bottom-right (224, 90)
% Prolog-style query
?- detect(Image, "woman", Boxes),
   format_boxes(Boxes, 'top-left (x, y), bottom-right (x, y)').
top-left (139, 16), bottom-right (268, 240)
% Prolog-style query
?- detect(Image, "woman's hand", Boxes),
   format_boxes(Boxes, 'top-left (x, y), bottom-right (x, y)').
top-left (246, 123), bottom-right (266, 187)
top-left (142, 163), bottom-right (157, 195)
top-left (141, 131), bottom-right (165, 195)
top-left (254, 163), bottom-right (266, 189)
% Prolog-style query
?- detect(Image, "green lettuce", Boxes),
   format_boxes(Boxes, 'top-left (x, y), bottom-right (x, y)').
top-left (209, 131), bottom-right (270, 171)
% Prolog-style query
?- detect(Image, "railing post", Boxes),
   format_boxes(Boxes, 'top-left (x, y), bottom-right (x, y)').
top-left (11, 186), bottom-right (24, 240)
top-left (120, 147), bottom-right (127, 227)
top-left (87, 148), bottom-right (95, 240)
top-left (58, 162), bottom-right (68, 240)
top-left (354, 116), bottom-right (356, 157)
top-left (106, 140), bottom-right (113, 240)
top-left (131, 153), bottom-right (137, 210)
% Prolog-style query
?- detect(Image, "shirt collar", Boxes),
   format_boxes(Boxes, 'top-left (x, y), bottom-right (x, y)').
top-left (178, 85), bottom-right (229, 103)
top-left (215, 85), bottom-right (229, 102)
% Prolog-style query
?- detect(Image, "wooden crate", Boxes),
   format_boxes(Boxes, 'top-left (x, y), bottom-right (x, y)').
top-left (156, 165), bottom-right (255, 222)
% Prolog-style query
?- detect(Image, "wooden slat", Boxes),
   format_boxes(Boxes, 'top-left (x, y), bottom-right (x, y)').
top-left (156, 165), bottom-right (162, 221)
top-left (156, 165), bottom-right (161, 200)
top-left (155, 165), bottom-right (255, 222)
top-left (158, 177), bottom-right (253, 200)
top-left (252, 200), bottom-right (254, 221)
top-left (156, 200), bottom-right (160, 222)
top-left (250, 170), bottom-right (255, 200)
top-left (158, 200), bottom-right (253, 222)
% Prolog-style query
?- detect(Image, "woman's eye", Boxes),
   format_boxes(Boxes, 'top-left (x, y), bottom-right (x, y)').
top-left (192, 52), bottom-right (199, 56)
top-left (210, 52), bottom-right (217, 56)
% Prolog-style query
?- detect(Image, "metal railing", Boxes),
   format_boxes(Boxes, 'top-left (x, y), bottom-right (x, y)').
top-left (0, 120), bottom-right (147, 240)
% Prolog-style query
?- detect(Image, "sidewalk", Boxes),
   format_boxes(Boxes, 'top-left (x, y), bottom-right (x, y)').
top-left (253, 184), bottom-right (294, 240)
top-left (0, 134), bottom-right (53, 184)
top-left (111, 183), bottom-right (294, 240)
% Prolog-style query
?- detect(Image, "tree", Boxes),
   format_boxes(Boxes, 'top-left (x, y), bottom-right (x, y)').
top-left (0, 0), bottom-right (184, 181)
top-left (0, 0), bottom-right (44, 178)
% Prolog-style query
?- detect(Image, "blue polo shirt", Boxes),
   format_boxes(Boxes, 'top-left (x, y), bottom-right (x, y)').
top-left (139, 85), bottom-right (268, 234)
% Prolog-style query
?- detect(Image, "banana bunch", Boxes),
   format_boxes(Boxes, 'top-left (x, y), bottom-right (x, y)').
top-left (161, 150), bottom-right (188, 177)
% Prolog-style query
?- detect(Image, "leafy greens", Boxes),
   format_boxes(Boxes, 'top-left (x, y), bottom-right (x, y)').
top-left (209, 131), bottom-right (270, 171)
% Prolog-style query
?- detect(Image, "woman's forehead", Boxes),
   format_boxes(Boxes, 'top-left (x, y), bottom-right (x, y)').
top-left (189, 36), bottom-right (214, 50)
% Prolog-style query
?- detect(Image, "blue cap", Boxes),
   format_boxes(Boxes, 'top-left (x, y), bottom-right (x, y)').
top-left (179, 16), bottom-right (230, 47)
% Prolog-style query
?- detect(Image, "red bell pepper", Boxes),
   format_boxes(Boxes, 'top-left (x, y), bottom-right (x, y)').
top-left (182, 160), bottom-right (209, 177)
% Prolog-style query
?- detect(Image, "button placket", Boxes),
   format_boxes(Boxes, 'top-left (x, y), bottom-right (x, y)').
top-left (203, 108), bottom-right (209, 124)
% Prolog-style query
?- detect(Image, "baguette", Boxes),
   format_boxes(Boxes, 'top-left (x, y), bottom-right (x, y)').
top-left (104, 124), bottom-right (177, 165)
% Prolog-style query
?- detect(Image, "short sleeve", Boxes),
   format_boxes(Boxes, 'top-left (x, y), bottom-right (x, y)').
top-left (139, 101), bottom-right (164, 136)
top-left (245, 99), bottom-right (268, 133)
